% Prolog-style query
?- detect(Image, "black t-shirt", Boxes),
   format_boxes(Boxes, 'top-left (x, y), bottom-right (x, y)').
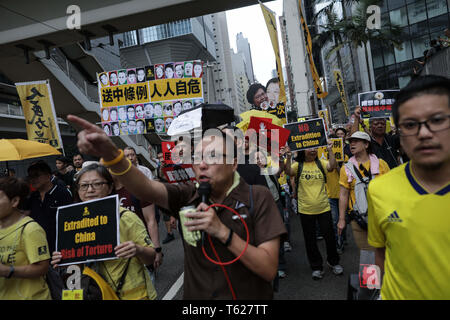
top-left (237, 154), bottom-right (269, 187)
top-left (371, 133), bottom-right (400, 169)
top-left (25, 184), bottom-right (73, 253)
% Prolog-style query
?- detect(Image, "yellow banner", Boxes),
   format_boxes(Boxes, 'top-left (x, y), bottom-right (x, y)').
top-left (317, 138), bottom-right (344, 162)
top-left (298, 0), bottom-right (327, 99)
top-left (16, 80), bottom-right (62, 149)
top-left (100, 82), bottom-right (150, 108)
top-left (318, 109), bottom-right (330, 132)
top-left (260, 3), bottom-right (287, 124)
top-left (148, 78), bottom-right (203, 102)
top-left (333, 70), bottom-right (349, 117)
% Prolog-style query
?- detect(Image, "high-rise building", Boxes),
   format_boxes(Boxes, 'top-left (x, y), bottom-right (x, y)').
top-left (370, 0), bottom-right (450, 89)
top-left (236, 32), bottom-right (256, 84)
top-left (231, 49), bottom-right (251, 113)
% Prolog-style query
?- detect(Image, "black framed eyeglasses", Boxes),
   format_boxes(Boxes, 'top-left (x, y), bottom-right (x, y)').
top-left (78, 181), bottom-right (108, 191)
top-left (398, 115), bottom-right (450, 136)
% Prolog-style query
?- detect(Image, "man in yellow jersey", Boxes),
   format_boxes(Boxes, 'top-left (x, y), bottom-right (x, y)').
top-left (367, 75), bottom-right (450, 300)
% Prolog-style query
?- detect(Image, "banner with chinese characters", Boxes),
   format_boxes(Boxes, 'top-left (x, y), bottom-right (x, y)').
top-left (15, 80), bottom-right (63, 149)
top-left (260, 3), bottom-right (287, 124)
top-left (358, 90), bottom-right (399, 119)
top-left (98, 61), bottom-right (204, 136)
top-left (333, 70), bottom-right (349, 117)
top-left (317, 138), bottom-right (344, 162)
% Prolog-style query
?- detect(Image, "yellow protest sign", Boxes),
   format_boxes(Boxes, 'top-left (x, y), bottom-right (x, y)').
top-left (62, 290), bottom-right (83, 300)
top-left (333, 70), bottom-right (349, 117)
top-left (15, 80), bottom-right (62, 149)
top-left (148, 78), bottom-right (203, 102)
top-left (100, 82), bottom-right (150, 108)
top-left (317, 138), bottom-right (344, 162)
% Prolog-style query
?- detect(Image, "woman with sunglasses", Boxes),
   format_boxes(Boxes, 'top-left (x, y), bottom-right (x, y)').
top-left (51, 163), bottom-right (157, 300)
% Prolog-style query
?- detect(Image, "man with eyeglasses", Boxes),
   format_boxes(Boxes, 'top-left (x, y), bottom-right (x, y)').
top-left (68, 114), bottom-right (287, 300)
top-left (367, 75), bottom-right (450, 300)
top-left (24, 161), bottom-right (73, 253)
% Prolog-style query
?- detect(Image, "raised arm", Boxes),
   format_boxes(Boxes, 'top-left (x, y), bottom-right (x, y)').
top-left (67, 115), bottom-right (169, 209)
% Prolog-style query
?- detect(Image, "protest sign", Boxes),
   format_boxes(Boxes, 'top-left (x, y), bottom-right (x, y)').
top-left (162, 141), bottom-right (176, 164)
top-left (260, 3), bottom-right (288, 125)
top-left (317, 138), bottom-right (344, 162)
top-left (248, 116), bottom-right (291, 152)
top-left (358, 90), bottom-right (399, 119)
top-left (284, 118), bottom-right (327, 152)
top-left (15, 80), bottom-right (63, 149)
top-left (333, 70), bottom-right (349, 117)
top-left (98, 61), bottom-right (204, 137)
top-left (163, 164), bottom-right (197, 184)
top-left (56, 195), bottom-right (120, 266)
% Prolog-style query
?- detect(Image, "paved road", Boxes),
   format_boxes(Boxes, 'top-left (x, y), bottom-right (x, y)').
top-left (152, 209), bottom-right (360, 300)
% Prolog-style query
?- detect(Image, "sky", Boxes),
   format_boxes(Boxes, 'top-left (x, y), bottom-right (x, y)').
top-left (226, 0), bottom-right (284, 87)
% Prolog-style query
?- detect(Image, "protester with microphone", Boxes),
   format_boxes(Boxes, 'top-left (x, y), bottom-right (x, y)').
top-left (67, 114), bottom-right (287, 300)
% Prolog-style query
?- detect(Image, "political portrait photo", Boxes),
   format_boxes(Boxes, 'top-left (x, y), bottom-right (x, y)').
top-left (136, 68), bottom-right (146, 83)
top-left (173, 100), bottom-right (183, 116)
top-left (144, 103), bottom-right (154, 119)
top-left (174, 62), bottom-right (184, 78)
top-left (266, 78), bottom-right (280, 109)
top-left (118, 106), bottom-right (127, 121)
top-left (109, 107), bottom-right (118, 122)
top-left (155, 64), bottom-right (165, 80)
top-left (165, 117), bottom-right (174, 132)
top-left (164, 63), bottom-right (175, 79)
top-left (119, 120), bottom-right (128, 135)
top-left (102, 123), bottom-right (111, 136)
top-left (109, 71), bottom-right (118, 86)
top-left (184, 61), bottom-right (193, 78)
top-left (135, 104), bottom-right (145, 119)
top-left (182, 100), bottom-right (193, 111)
top-left (145, 118), bottom-right (155, 133)
top-left (128, 120), bottom-right (137, 135)
top-left (127, 105), bottom-right (136, 121)
top-left (193, 61), bottom-right (203, 78)
top-left (145, 65), bottom-right (155, 81)
top-left (117, 69), bottom-right (127, 85)
top-left (154, 117), bottom-right (165, 133)
top-left (154, 103), bottom-right (163, 118)
top-left (127, 68), bottom-right (137, 84)
top-left (101, 107), bottom-right (110, 122)
top-left (99, 72), bottom-right (109, 87)
top-left (111, 122), bottom-right (120, 136)
top-left (163, 103), bottom-right (173, 117)
top-left (136, 119), bottom-right (146, 134)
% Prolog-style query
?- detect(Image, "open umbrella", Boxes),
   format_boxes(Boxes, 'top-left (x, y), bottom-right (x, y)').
top-left (236, 110), bottom-right (284, 133)
top-left (0, 139), bottom-right (61, 161)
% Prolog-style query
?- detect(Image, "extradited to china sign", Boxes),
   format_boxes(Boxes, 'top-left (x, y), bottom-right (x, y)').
top-left (15, 80), bottom-right (63, 149)
top-left (284, 118), bottom-right (327, 152)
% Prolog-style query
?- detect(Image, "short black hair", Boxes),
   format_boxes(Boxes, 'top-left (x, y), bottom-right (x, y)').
top-left (335, 127), bottom-right (347, 136)
top-left (28, 160), bottom-right (52, 176)
top-left (266, 77), bottom-right (279, 89)
top-left (246, 83), bottom-right (266, 105)
top-left (392, 75), bottom-right (450, 126)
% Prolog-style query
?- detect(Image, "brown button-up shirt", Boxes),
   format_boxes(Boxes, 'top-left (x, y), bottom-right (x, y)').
top-left (165, 174), bottom-right (286, 300)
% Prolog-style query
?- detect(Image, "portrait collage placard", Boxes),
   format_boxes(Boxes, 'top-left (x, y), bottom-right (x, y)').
top-left (98, 60), bottom-right (204, 136)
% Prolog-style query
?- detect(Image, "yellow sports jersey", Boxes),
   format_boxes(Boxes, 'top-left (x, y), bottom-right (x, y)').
top-left (98, 208), bottom-right (157, 300)
top-left (368, 162), bottom-right (450, 300)
top-left (292, 160), bottom-right (330, 214)
top-left (0, 216), bottom-right (51, 300)
top-left (339, 158), bottom-right (390, 211)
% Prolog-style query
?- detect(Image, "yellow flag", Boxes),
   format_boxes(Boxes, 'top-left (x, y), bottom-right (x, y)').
top-left (333, 70), bottom-right (349, 117)
top-left (298, 0), bottom-right (327, 99)
top-left (15, 80), bottom-right (63, 149)
top-left (260, 3), bottom-right (287, 124)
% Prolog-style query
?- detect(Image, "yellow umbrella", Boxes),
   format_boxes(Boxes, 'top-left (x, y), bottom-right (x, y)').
top-left (237, 110), bottom-right (284, 133)
top-left (0, 139), bottom-right (61, 161)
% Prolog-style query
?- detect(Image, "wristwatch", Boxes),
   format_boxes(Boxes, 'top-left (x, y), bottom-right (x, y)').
top-left (154, 247), bottom-right (162, 253)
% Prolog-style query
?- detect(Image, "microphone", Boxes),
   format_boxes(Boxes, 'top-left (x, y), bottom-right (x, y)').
top-left (197, 182), bottom-right (212, 204)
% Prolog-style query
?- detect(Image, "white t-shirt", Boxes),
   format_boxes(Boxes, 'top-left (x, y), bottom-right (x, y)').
top-left (138, 164), bottom-right (153, 180)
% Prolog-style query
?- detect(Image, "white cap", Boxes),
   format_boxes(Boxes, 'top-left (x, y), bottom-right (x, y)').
top-left (349, 131), bottom-right (371, 142)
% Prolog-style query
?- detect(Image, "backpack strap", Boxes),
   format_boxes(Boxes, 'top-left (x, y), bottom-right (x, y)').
top-left (314, 158), bottom-right (327, 184)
